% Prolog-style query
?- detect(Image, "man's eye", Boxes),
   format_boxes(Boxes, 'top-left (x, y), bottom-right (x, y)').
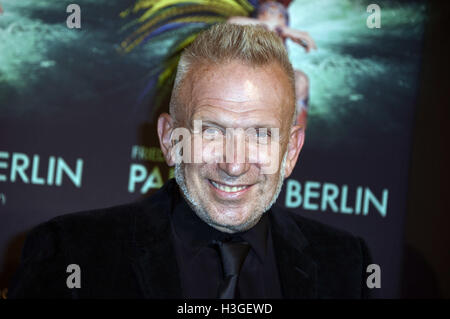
top-left (257, 129), bottom-right (269, 138)
top-left (203, 127), bottom-right (221, 138)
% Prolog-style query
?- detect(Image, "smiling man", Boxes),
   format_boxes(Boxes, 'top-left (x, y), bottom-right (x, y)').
top-left (9, 24), bottom-right (374, 299)
top-left (159, 44), bottom-right (299, 235)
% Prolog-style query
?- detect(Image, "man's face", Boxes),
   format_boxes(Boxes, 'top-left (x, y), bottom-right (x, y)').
top-left (159, 61), bottom-right (303, 233)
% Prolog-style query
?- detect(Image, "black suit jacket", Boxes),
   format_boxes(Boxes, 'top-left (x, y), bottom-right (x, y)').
top-left (9, 179), bottom-right (374, 298)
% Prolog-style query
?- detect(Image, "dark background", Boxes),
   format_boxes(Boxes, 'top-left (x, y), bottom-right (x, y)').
top-left (400, 0), bottom-right (450, 298)
top-left (0, 0), bottom-right (448, 299)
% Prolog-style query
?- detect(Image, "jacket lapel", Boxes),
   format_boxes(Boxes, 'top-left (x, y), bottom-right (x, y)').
top-left (129, 182), bottom-right (183, 298)
top-left (131, 236), bottom-right (182, 298)
top-left (270, 207), bottom-right (318, 298)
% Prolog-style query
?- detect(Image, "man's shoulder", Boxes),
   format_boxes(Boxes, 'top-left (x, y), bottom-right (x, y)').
top-left (34, 182), bottom-right (174, 243)
top-left (272, 206), bottom-right (374, 299)
top-left (271, 205), bottom-right (366, 255)
top-left (274, 204), bottom-right (358, 240)
top-left (10, 185), bottom-right (176, 299)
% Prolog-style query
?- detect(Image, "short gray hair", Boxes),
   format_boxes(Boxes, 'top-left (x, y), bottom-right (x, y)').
top-left (169, 23), bottom-right (296, 123)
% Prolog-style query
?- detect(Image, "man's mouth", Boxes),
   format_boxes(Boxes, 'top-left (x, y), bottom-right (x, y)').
top-left (209, 180), bottom-right (251, 193)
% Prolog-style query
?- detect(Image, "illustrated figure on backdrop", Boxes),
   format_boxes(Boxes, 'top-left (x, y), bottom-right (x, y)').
top-left (118, 0), bottom-right (315, 127)
top-left (9, 23), bottom-right (373, 299)
top-left (227, 0), bottom-right (316, 127)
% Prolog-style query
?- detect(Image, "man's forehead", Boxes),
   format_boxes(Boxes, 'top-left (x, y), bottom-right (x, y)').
top-left (189, 61), bottom-right (288, 94)
top-left (191, 103), bottom-right (282, 129)
top-left (180, 60), bottom-right (293, 126)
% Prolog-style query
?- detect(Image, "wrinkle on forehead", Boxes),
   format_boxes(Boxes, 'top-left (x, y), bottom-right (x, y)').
top-left (179, 60), bottom-right (294, 129)
top-left (191, 103), bottom-right (282, 130)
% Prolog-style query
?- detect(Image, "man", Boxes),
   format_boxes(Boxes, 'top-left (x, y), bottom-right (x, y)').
top-left (9, 24), bottom-right (373, 299)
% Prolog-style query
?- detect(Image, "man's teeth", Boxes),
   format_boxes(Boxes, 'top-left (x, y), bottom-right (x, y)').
top-left (211, 181), bottom-right (248, 192)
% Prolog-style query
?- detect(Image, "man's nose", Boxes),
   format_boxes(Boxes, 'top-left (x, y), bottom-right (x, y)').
top-left (218, 161), bottom-right (251, 177)
top-left (218, 131), bottom-right (251, 177)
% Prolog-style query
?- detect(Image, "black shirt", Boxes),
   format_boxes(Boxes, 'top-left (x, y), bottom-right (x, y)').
top-left (169, 188), bottom-right (283, 298)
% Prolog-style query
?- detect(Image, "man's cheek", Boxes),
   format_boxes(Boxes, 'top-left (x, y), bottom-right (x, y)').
top-left (202, 140), bottom-right (224, 164)
top-left (259, 143), bottom-right (281, 175)
top-left (184, 165), bottom-right (198, 186)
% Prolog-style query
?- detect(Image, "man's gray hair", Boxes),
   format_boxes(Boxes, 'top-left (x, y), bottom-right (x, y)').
top-left (169, 23), bottom-right (296, 123)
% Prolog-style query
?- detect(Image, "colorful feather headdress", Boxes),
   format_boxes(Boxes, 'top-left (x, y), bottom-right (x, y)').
top-left (118, 0), bottom-right (257, 116)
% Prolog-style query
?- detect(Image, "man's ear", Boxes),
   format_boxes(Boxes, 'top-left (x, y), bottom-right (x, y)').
top-left (157, 113), bottom-right (176, 166)
top-left (283, 125), bottom-right (305, 178)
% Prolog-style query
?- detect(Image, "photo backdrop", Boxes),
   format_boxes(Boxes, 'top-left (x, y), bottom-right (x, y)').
top-left (0, 0), bottom-right (426, 298)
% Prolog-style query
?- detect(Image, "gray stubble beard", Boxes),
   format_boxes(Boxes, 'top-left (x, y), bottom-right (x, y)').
top-left (174, 151), bottom-right (288, 233)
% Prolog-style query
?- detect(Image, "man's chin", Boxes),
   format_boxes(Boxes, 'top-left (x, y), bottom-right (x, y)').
top-left (205, 208), bottom-right (260, 233)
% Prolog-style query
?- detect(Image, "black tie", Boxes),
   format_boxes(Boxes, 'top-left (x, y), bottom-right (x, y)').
top-left (214, 239), bottom-right (250, 299)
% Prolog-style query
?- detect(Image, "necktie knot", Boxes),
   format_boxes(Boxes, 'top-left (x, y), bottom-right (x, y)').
top-left (216, 240), bottom-right (250, 277)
